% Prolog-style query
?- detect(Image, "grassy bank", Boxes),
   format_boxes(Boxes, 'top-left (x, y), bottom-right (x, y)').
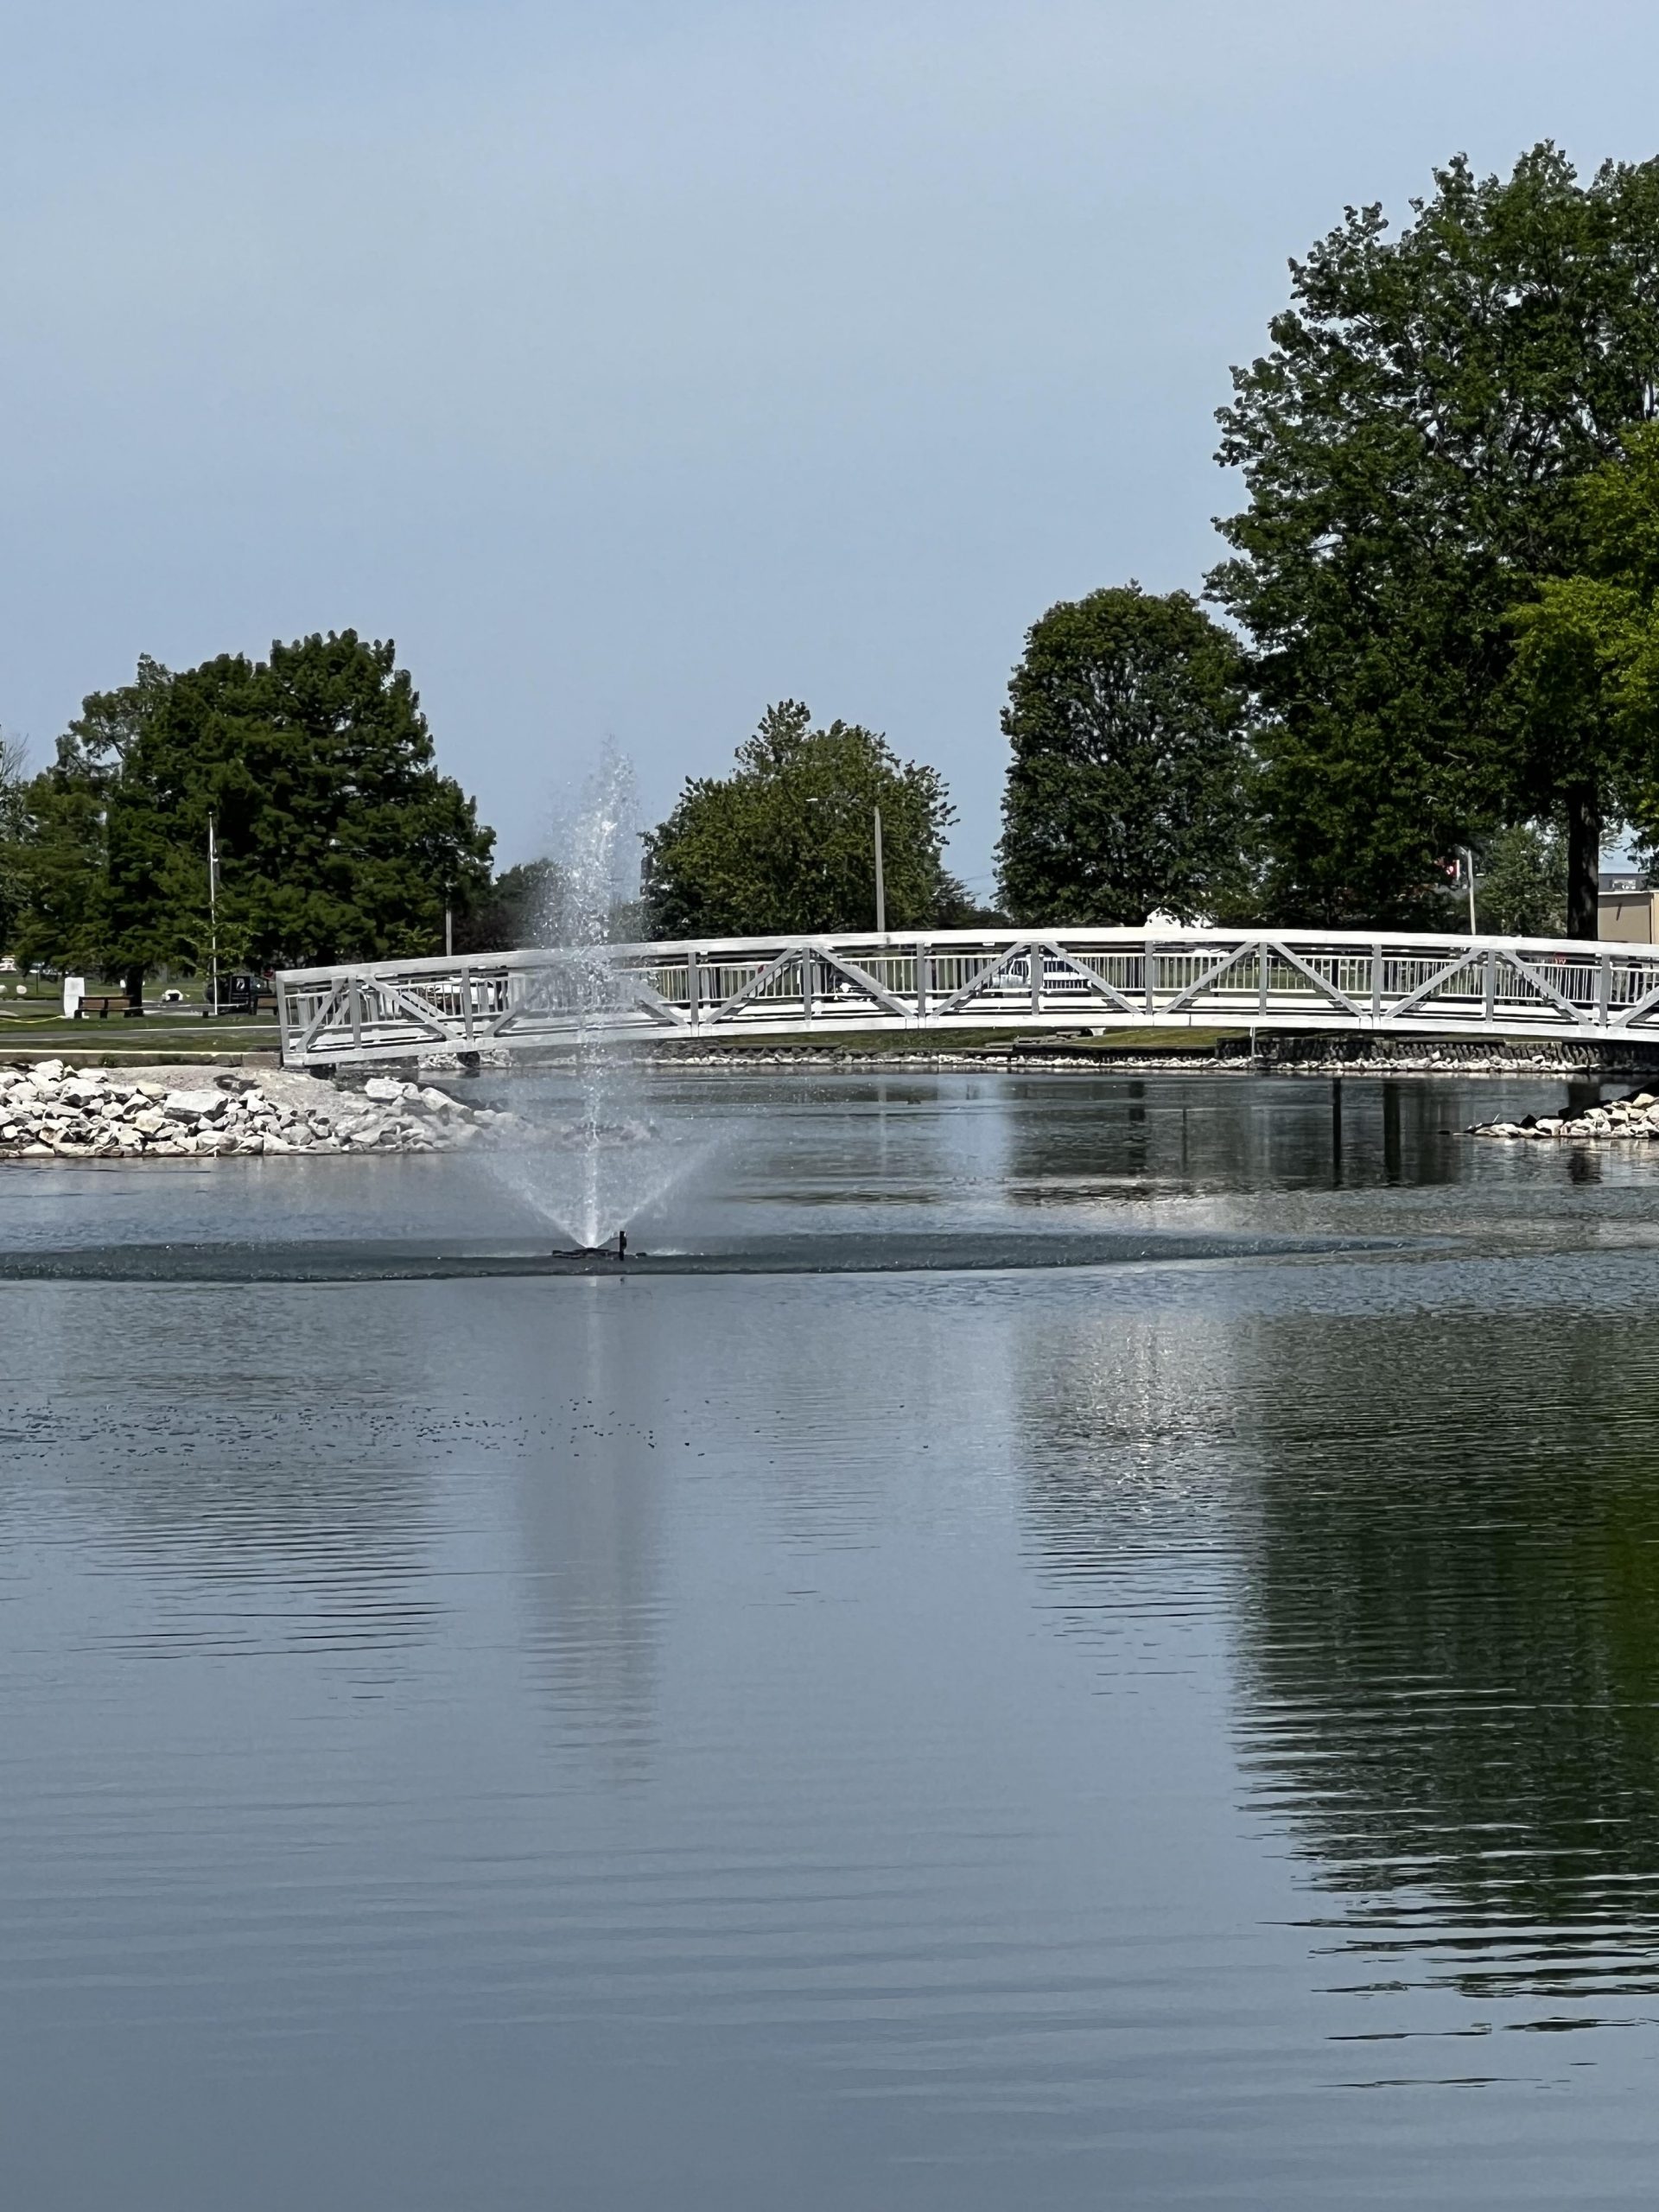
top-left (0, 1009), bottom-right (280, 1064)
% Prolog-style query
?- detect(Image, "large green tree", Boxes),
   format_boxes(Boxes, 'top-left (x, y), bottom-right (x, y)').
top-left (1211, 143), bottom-right (1659, 933)
top-left (10, 634), bottom-right (493, 993)
top-left (995, 584), bottom-right (1254, 925)
top-left (644, 702), bottom-right (956, 937)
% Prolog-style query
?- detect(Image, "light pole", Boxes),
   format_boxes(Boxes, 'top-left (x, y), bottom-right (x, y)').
top-left (207, 812), bottom-right (220, 1018)
top-left (1462, 847), bottom-right (1478, 935)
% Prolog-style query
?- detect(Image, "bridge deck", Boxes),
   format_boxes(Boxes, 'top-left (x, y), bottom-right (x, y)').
top-left (274, 928), bottom-right (1659, 1068)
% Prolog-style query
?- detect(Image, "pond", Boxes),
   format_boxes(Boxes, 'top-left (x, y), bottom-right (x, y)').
top-left (4, 1069), bottom-right (1659, 2209)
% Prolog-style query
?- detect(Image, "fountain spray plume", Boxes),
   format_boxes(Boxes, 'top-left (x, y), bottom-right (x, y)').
top-left (480, 745), bottom-right (734, 1252)
top-left (539, 747), bottom-right (646, 1251)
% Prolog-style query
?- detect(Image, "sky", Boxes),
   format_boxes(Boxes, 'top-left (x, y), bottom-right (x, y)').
top-left (8, 1), bottom-right (1659, 895)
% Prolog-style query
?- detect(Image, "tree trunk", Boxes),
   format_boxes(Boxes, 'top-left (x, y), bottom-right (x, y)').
top-left (124, 967), bottom-right (145, 1014)
top-left (1565, 785), bottom-right (1602, 941)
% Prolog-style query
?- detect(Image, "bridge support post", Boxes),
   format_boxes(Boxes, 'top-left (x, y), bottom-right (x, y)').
top-left (1371, 943), bottom-right (1382, 1021)
top-left (687, 947), bottom-right (702, 1034)
top-left (1257, 945), bottom-right (1268, 1014)
top-left (1599, 953), bottom-right (1611, 1026)
top-left (1144, 937), bottom-right (1156, 1016)
top-left (1484, 951), bottom-right (1495, 1023)
top-left (915, 940), bottom-right (928, 1023)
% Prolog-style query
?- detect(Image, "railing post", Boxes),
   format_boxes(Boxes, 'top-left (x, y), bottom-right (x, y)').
top-left (914, 939), bottom-right (928, 1026)
top-left (1599, 953), bottom-right (1611, 1026)
top-left (1371, 942), bottom-right (1382, 1021)
top-left (350, 977), bottom-right (363, 1051)
top-left (1030, 944), bottom-right (1042, 1016)
top-left (800, 950), bottom-right (814, 1027)
top-left (1484, 950), bottom-right (1495, 1025)
top-left (687, 946), bottom-right (702, 1033)
top-left (1144, 936), bottom-right (1157, 1016)
top-left (1257, 942), bottom-right (1268, 1014)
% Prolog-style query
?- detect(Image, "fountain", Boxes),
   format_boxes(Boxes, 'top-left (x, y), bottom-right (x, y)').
top-left (486, 749), bottom-right (724, 1253)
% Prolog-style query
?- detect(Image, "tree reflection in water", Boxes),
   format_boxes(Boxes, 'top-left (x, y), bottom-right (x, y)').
top-left (1015, 1286), bottom-right (1659, 2009)
top-left (1234, 1308), bottom-right (1659, 2003)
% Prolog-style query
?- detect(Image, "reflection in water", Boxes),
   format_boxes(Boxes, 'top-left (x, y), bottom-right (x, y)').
top-left (509, 1287), bottom-right (663, 1771)
top-left (1008, 1274), bottom-right (1659, 2079)
top-left (997, 1073), bottom-right (1470, 1205)
top-left (1233, 1306), bottom-right (1659, 2006)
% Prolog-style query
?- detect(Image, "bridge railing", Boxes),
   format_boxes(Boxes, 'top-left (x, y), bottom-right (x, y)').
top-left (274, 928), bottom-right (1659, 1067)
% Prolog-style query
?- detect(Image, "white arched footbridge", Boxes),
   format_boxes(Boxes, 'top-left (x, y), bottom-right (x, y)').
top-left (276, 928), bottom-right (1659, 1069)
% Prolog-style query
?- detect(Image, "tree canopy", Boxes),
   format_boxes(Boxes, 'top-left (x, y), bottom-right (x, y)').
top-left (10, 634), bottom-right (493, 987)
top-left (454, 859), bottom-right (563, 953)
top-left (995, 585), bottom-right (1253, 926)
top-left (1211, 143), bottom-right (1659, 933)
top-left (1510, 421), bottom-right (1659, 876)
top-left (1473, 823), bottom-right (1568, 937)
top-left (643, 702), bottom-right (957, 938)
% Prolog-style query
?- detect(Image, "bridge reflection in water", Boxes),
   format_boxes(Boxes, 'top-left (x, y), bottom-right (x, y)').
top-left (276, 927), bottom-right (1659, 1068)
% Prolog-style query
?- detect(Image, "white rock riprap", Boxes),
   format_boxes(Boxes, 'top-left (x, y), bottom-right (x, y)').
top-left (0, 1062), bottom-right (530, 1160)
top-left (1468, 1090), bottom-right (1659, 1141)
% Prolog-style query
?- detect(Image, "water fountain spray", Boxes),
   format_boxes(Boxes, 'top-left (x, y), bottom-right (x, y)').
top-left (478, 747), bottom-right (739, 1253)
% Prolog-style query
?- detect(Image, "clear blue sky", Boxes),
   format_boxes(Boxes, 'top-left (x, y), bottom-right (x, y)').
top-left (8, 1), bottom-right (1659, 893)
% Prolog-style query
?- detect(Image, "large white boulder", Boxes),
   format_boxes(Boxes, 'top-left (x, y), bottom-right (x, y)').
top-left (162, 1089), bottom-right (226, 1122)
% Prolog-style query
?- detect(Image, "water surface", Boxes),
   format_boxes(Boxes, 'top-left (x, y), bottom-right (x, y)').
top-left (5, 1071), bottom-right (1659, 2209)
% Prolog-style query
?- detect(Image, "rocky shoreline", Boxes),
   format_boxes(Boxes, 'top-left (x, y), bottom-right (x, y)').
top-left (1469, 1090), bottom-right (1659, 1142)
top-left (0, 1062), bottom-right (524, 1160)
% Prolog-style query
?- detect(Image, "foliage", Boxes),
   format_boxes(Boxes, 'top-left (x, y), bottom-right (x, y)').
top-left (930, 877), bottom-right (1008, 928)
top-left (1510, 422), bottom-right (1659, 875)
top-left (454, 859), bottom-right (563, 952)
top-left (643, 702), bottom-right (956, 937)
top-left (1211, 143), bottom-right (1659, 934)
top-left (1475, 822), bottom-right (1568, 937)
top-left (995, 585), bottom-right (1254, 925)
top-left (9, 636), bottom-right (493, 985)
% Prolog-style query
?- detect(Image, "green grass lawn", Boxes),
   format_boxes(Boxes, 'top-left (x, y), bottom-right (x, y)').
top-left (0, 1007), bottom-right (280, 1061)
